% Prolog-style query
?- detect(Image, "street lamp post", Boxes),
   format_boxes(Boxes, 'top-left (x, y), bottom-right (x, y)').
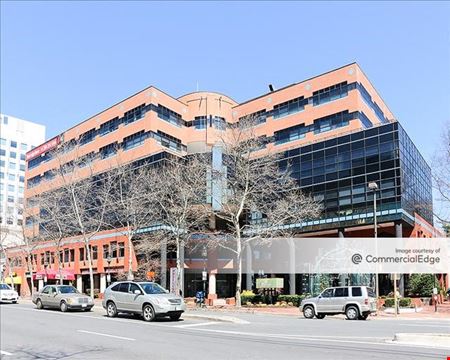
top-left (368, 181), bottom-right (379, 310)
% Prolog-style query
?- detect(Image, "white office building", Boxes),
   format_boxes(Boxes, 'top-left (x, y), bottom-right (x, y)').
top-left (0, 114), bottom-right (46, 248)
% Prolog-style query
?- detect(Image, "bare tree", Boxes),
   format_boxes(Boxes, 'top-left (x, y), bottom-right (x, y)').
top-left (105, 162), bottom-right (152, 280)
top-left (35, 186), bottom-right (70, 285)
top-left (140, 155), bottom-right (209, 295)
top-left (209, 117), bottom-right (322, 306)
top-left (48, 141), bottom-right (115, 297)
top-left (432, 123), bottom-right (450, 228)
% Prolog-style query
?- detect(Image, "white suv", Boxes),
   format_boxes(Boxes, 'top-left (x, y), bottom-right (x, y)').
top-left (299, 286), bottom-right (376, 320)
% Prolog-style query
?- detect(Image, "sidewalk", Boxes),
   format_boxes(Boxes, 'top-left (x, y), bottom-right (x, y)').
top-left (187, 303), bottom-right (450, 320)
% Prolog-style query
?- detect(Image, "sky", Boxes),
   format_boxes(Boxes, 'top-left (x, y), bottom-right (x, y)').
top-left (1, 0), bottom-right (450, 165)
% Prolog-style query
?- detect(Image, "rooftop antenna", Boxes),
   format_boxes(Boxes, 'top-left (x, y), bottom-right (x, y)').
top-left (269, 84), bottom-right (274, 92)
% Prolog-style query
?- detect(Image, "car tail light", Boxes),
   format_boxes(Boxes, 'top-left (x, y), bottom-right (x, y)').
top-left (364, 298), bottom-right (369, 305)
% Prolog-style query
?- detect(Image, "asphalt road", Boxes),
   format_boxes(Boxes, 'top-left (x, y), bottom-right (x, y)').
top-left (1, 302), bottom-right (449, 360)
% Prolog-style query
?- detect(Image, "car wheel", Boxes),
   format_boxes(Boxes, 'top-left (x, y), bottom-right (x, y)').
top-left (12, 301), bottom-right (17, 304)
top-left (84, 307), bottom-right (92, 312)
top-left (345, 305), bottom-right (359, 320)
top-left (60, 301), bottom-right (68, 313)
top-left (316, 313), bottom-right (326, 319)
top-left (106, 302), bottom-right (118, 318)
top-left (142, 304), bottom-right (155, 322)
top-left (170, 314), bottom-right (181, 321)
top-left (36, 299), bottom-right (43, 310)
top-left (303, 305), bottom-right (315, 319)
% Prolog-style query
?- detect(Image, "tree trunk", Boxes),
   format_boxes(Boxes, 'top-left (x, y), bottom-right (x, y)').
top-left (235, 255), bottom-right (242, 307)
top-left (127, 234), bottom-right (134, 281)
top-left (57, 249), bottom-right (63, 285)
top-left (176, 238), bottom-right (182, 297)
top-left (85, 242), bottom-right (95, 298)
top-left (235, 230), bottom-right (242, 307)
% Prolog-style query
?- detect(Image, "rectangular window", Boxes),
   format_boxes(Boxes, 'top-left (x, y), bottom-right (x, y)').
top-left (79, 128), bottom-right (96, 145)
top-left (99, 117), bottom-right (120, 136)
top-left (0, 160), bottom-right (5, 167)
top-left (334, 287), bottom-right (349, 297)
top-left (7, 195), bottom-right (14, 203)
top-left (118, 242), bottom-right (125, 257)
top-left (79, 248), bottom-right (85, 261)
top-left (103, 244), bottom-right (110, 258)
top-left (19, 176), bottom-right (24, 183)
top-left (9, 162), bottom-right (16, 170)
top-left (313, 82), bottom-right (348, 106)
top-left (10, 141), bottom-right (17, 148)
top-left (272, 97), bottom-right (306, 119)
top-left (274, 123), bottom-right (308, 145)
top-left (157, 104), bottom-right (183, 126)
top-left (193, 116), bottom-right (207, 130)
top-left (0, 138), bottom-right (6, 145)
top-left (19, 164), bottom-right (25, 171)
top-left (123, 131), bottom-right (146, 150)
top-left (313, 111), bottom-right (353, 134)
top-left (91, 246), bottom-right (98, 260)
top-left (100, 142), bottom-right (118, 159)
top-left (351, 287), bottom-right (362, 297)
top-left (239, 109), bottom-right (266, 125)
top-left (213, 116), bottom-right (227, 130)
top-left (124, 104), bottom-right (146, 125)
top-left (10, 152), bottom-right (16, 159)
top-left (8, 184), bottom-right (14, 192)
top-left (21, 143), bottom-right (27, 151)
top-left (0, 149), bottom-right (5, 156)
top-left (20, 154), bottom-right (26, 161)
top-left (111, 241), bottom-right (117, 258)
top-left (8, 174), bottom-right (15, 181)
top-left (0, 172), bottom-right (4, 179)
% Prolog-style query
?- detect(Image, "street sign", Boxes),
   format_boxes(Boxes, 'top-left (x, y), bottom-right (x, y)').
top-left (256, 278), bottom-right (284, 289)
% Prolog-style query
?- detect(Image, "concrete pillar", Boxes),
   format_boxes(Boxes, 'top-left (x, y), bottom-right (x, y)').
top-left (160, 239), bottom-right (167, 289)
top-left (245, 243), bottom-right (253, 291)
top-left (100, 273), bottom-right (106, 293)
top-left (337, 229), bottom-right (346, 286)
top-left (395, 222), bottom-right (404, 296)
top-left (76, 274), bottom-right (82, 293)
top-left (208, 273), bottom-right (216, 295)
top-left (289, 238), bottom-right (296, 295)
top-left (395, 222), bottom-right (403, 238)
top-left (38, 279), bottom-right (44, 291)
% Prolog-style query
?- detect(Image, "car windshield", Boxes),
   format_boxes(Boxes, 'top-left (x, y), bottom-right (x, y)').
top-left (140, 283), bottom-right (167, 295)
top-left (0, 284), bottom-right (12, 290)
top-left (58, 286), bottom-right (79, 294)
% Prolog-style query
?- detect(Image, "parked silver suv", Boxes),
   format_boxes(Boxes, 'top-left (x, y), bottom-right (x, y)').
top-left (299, 286), bottom-right (376, 320)
top-left (102, 281), bottom-right (186, 322)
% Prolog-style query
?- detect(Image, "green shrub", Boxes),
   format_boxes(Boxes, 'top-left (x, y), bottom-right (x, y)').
top-left (407, 274), bottom-right (438, 297)
top-left (384, 297), bottom-right (412, 308)
top-left (277, 295), bottom-right (305, 307)
top-left (399, 298), bottom-right (412, 307)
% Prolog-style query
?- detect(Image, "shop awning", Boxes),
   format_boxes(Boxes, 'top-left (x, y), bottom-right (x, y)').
top-left (33, 269), bottom-right (75, 281)
top-left (4, 276), bottom-right (22, 285)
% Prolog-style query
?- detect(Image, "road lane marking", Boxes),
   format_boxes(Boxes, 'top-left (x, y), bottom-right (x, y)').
top-left (400, 324), bottom-right (450, 328)
top-left (77, 330), bottom-right (135, 341)
top-left (174, 321), bottom-right (220, 328)
top-left (1, 350), bottom-right (13, 356)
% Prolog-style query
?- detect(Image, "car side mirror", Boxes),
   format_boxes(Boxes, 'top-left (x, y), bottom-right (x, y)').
top-left (134, 289), bottom-right (141, 295)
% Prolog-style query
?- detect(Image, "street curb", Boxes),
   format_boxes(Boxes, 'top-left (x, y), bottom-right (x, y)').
top-left (392, 333), bottom-right (450, 349)
top-left (183, 312), bottom-right (249, 324)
